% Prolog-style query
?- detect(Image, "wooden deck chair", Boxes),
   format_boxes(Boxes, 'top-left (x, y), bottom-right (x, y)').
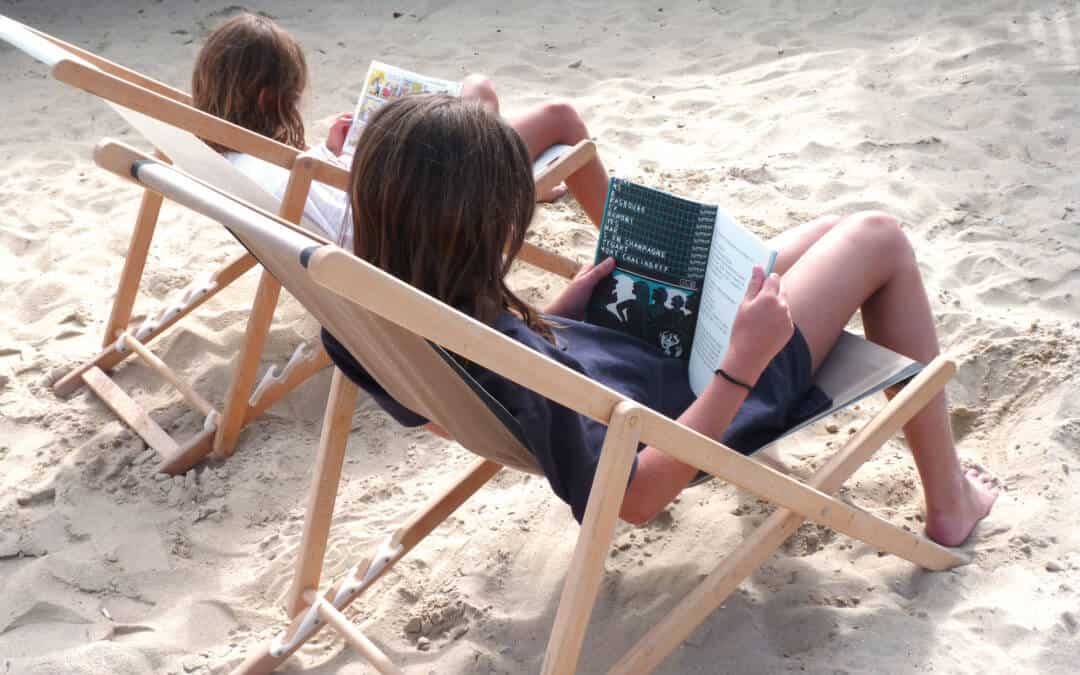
top-left (1, 14), bottom-right (593, 474)
top-left (95, 139), bottom-right (966, 675)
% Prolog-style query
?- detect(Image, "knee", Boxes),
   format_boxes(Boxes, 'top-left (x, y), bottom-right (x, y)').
top-left (843, 211), bottom-right (913, 260)
top-left (462, 73), bottom-right (498, 112)
top-left (540, 99), bottom-right (589, 140)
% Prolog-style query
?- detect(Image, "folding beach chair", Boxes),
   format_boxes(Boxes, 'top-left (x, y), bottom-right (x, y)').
top-left (1, 15), bottom-right (594, 474)
top-left (94, 139), bottom-right (966, 674)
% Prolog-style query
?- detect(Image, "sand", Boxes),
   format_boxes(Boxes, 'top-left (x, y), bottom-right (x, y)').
top-left (1, 1), bottom-right (1078, 673)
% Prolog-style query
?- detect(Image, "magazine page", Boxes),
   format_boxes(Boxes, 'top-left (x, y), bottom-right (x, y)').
top-left (686, 209), bottom-right (777, 395)
top-left (585, 178), bottom-right (717, 359)
top-left (341, 60), bottom-right (463, 155)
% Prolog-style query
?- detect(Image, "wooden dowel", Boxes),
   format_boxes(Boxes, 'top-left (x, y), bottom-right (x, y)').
top-left (541, 401), bottom-right (641, 675)
top-left (122, 333), bottom-right (215, 416)
top-left (301, 590), bottom-right (403, 675)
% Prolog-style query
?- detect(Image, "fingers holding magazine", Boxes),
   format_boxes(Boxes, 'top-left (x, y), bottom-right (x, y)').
top-left (723, 267), bottom-right (794, 385)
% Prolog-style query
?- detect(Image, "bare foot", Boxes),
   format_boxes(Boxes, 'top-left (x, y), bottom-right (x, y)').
top-left (537, 183), bottom-right (568, 203)
top-left (924, 467), bottom-right (999, 547)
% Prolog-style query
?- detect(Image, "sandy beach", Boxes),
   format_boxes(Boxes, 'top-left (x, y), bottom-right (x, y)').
top-left (1, 1), bottom-right (1078, 673)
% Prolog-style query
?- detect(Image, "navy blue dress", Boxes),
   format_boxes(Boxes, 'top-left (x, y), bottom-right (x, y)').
top-left (323, 313), bottom-right (830, 523)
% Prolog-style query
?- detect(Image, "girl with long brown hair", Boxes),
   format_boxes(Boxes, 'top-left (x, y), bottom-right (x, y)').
top-left (192, 14), bottom-right (609, 249)
top-left (324, 94), bottom-right (997, 546)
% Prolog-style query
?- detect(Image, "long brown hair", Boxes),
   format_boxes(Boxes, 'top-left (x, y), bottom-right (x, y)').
top-left (192, 14), bottom-right (308, 151)
top-left (349, 95), bottom-right (550, 337)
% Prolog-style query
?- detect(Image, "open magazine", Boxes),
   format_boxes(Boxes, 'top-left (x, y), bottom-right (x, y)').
top-left (585, 178), bottom-right (924, 447)
top-left (586, 178), bottom-right (778, 395)
top-left (341, 61), bottom-right (463, 155)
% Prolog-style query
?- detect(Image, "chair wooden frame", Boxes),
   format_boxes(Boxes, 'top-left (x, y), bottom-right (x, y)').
top-left (95, 141), bottom-right (967, 675)
top-left (3, 16), bottom-right (591, 474)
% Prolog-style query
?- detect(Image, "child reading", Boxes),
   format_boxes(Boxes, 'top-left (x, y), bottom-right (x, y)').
top-left (324, 95), bottom-right (997, 547)
top-left (191, 13), bottom-right (610, 248)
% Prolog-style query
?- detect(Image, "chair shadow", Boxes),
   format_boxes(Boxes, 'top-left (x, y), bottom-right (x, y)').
top-left (442, 490), bottom-right (975, 675)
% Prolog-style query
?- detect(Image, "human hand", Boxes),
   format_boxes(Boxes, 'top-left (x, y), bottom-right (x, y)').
top-left (720, 266), bottom-right (793, 385)
top-left (544, 257), bottom-right (616, 320)
top-left (326, 113), bottom-right (354, 156)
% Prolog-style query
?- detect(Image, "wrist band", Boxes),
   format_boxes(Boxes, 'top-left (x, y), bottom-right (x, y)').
top-left (715, 367), bottom-right (753, 392)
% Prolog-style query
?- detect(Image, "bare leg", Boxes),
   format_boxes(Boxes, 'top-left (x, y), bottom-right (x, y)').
top-left (768, 213), bottom-right (842, 275)
top-left (780, 211), bottom-right (997, 545)
top-left (506, 101), bottom-right (609, 227)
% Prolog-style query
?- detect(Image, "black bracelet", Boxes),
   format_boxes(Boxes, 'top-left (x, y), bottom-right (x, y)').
top-left (715, 367), bottom-right (754, 392)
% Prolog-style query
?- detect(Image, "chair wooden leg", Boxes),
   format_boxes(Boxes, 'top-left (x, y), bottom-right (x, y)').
top-left (157, 427), bottom-right (215, 475)
top-left (215, 156), bottom-right (314, 457)
top-left (101, 188), bottom-right (163, 347)
top-left (231, 459), bottom-right (503, 675)
top-left (542, 401), bottom-right (643, 675)
top-left (285, 369), bottom-right (359, 616)
top-left (609, 356), bottom-right (960, 675)
top-left (214, 269), bottom-right (282, 457)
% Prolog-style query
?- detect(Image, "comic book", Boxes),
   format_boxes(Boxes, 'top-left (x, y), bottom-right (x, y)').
top-left (585, 178), bottom-right (778, 395)
top-left (341, 60), bottom-right (463, 155)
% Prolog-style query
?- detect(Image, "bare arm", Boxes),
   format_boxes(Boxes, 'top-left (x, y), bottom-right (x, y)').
top-left (619, 374), bottom-right (751, 523)
top-left (619, 268), bottom-right (794, 524)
